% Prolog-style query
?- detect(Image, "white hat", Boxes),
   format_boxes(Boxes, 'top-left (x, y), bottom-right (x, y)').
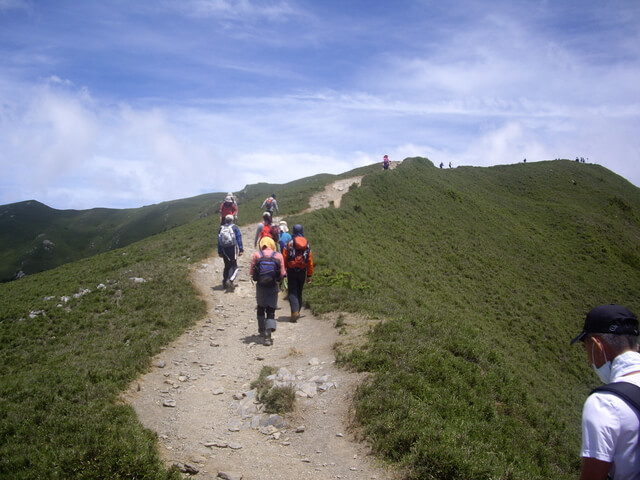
top-left (279, 220), bottom-right (288, 232)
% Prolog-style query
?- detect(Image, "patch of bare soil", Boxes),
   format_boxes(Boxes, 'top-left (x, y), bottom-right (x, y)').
top-left (303, 176), bottom-right (363, 211)
top-left (122, 179), bottom-right (399, 479)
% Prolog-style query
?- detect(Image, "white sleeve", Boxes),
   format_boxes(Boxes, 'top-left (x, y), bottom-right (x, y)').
top-left (581, 393), bottom-right (621, 462)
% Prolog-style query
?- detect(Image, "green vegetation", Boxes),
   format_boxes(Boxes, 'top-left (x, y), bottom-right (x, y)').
top-left (0, 165), bottom-right (380, 283)
top-left (298, 158), bottom-right (640, 479)
top-left (0, 195), bottom-right (221, 282)
top-left (1, 157), bottom-right (639, 479)
top-left (0, 215), bottom-right (217, 479)
top-left (250, 366), bottom-right (296, 414)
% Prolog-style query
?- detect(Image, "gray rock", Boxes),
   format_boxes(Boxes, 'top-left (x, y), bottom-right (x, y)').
top-left (163, 399), bottom-right (176, 407)
top-left (205, 440), bottom-right (228, 448)
top-left (217, 471), bottom-right (243, 480)
top-left (174, 463), bottom-right (199, 474)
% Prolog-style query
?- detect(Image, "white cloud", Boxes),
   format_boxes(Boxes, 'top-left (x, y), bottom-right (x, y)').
top-left (1, 0), bottom-right (639, 208)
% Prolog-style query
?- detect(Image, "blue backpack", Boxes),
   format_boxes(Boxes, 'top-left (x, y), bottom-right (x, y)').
top-left (253, 251), bottom-right (280, 286)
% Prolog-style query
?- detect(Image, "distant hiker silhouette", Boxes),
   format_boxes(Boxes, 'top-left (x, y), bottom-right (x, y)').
top-left (383, 155), bottom-right (390, 170)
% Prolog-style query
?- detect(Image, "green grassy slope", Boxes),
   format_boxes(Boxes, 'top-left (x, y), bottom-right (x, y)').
top-left (0, 215), bottom-right (217, 479)
top-left (0, 164), bottom-right (380, 283)
top-left (295, 158), bottom-right (640, 479)
top-left (0, 196), bottom-right (219, 282)
top-left (1, 158), bottom-right (638, 479)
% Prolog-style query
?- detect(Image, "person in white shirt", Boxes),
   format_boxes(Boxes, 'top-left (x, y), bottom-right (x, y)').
top-left (571, 304), bottom-right (640, 480)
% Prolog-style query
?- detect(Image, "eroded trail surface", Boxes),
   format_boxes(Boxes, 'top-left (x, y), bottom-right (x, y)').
top-left (123, 178), bottom-right (398, 480)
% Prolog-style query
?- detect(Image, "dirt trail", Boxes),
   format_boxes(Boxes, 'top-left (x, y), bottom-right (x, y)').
top-left (123, 177), bottom-right (399, 480)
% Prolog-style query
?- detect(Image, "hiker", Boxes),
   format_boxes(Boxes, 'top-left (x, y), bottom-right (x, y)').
top-left (439, 162), bottom-right (443, 168)
top-left (254, 212), bottom-right (280, 250)
top-left (278, 220), bottom-right (292, 252)
top-left (449, 161), bottom-right (452, 168)
top-left (261, 194), bottom-right (279, 215)
top-left (219, 195), bottom-right (238, 224)
top-left (570, 304), bottom-right (640, 480)
top-left (217, 214), bottom-right (243, 289)
top-left (383, 154), bottom-right (390, 170)
top-left (250, 236), bottom-right (286, 346)
top-left (283, 224), bottom-right (314, 322)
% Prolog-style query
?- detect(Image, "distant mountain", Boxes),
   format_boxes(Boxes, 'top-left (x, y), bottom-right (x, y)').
top-left (0, 164), bottom-right (380, 283)
top-left (0, 194), bottom-right (220, 282)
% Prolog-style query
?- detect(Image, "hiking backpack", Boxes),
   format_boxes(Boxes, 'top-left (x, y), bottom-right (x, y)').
top-left (253, 251), bottom-right (280, 286)
top-left (259, 223), bottom-right (279, 242)
top-left (218, 224), bottom-right (236, 247)
top-left (259, 223), bottom-right (272, 239)
top-left (266, 197), bottom-right (273, 208)
top-left (287, 237), bottom-right (310, 270)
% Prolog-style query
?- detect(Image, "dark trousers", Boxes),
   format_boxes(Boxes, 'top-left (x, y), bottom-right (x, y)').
top-left (221, 246), bottom-right (237, 282)
top-left (257, 306), bottom-right (276, 334)
top-left (287, 268), bottom-right (307, 314)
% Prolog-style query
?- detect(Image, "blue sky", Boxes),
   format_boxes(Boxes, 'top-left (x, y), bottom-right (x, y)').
top-left (1, 0), bottom-right (639, 209)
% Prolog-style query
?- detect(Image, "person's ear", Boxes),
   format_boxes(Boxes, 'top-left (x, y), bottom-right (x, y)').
top-left (590, 336), bottom-right (608, 367)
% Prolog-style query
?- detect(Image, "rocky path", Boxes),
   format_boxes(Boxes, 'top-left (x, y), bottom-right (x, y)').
top-left (122, 177), bottom-right (399, 480)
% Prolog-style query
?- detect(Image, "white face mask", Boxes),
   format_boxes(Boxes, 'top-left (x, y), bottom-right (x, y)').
top-left (592, 342), bottom-right (612, 383)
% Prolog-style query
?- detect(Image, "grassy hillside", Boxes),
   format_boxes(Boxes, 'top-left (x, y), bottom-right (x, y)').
top-left (0, 195), bottom-right (219, 282)
top-left (293, 158), bottom-right (640, 479)
top-left (0, 214), bottom-right (220, 479)
top-left (1, 158), bottom-right (638, 479)
top-left (0, 164), bottom-right (380, 283)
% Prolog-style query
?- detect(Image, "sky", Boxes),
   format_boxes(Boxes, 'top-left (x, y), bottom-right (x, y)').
top-left (1, 0), bottom-right (639, 210)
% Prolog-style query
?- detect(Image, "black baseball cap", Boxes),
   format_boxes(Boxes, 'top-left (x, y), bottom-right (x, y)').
top-left (570, 304), bottom-right (639, 345)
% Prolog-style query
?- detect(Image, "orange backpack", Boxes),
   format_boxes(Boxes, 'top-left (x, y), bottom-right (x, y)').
top-left (286, 237), bottom-right (310, 269)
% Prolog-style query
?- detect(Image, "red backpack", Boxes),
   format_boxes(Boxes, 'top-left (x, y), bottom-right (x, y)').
top-left (259, 223), bottom-right (272, 239)
top-left (286, 237), bottom-right (310, 269)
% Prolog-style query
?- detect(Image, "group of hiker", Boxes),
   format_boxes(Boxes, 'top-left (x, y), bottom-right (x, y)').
top-left (215, 184), bottom-right (640, 479)
top-left (216, 193), bottom-right (314, 347)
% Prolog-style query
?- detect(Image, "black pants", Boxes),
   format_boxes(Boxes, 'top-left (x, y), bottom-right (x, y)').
top-left (257, 305), bottom-right (276, 334)
top-left (287, 268), bottom-right (307, 314)
top-left (221, 246), bottom-right (237, 282)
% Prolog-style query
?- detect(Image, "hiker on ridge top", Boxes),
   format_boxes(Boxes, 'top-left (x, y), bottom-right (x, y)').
top-left (250, 236), bottom-right (286, 346)
top-left (283, 224), bottom-right (314, 322)
top-left (217, 214), bottom-right (243, 289)
top-left (570, 304), bottom-right (640, 480)
top-left (219, 195), bottom-right (238, 224)
top-left (383, 155), bottom-right (390, 170)
top-left (254, 211), bottom-right (279, 250)
top-left (261, 194), bottom-right (279, 215)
